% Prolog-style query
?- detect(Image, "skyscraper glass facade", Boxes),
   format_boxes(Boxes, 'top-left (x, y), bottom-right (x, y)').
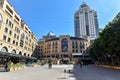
top-left (74, 2), bottom-right (99, 40)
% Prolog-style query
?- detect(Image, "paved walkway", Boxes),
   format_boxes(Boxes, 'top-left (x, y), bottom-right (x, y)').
top-left (0, 64), bottom-right (120, 80)
top-left (71, 65), bottom-right (120, 80)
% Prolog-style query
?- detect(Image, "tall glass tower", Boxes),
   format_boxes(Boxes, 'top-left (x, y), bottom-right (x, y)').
top-left (74, 2), bottom-right (99, 40)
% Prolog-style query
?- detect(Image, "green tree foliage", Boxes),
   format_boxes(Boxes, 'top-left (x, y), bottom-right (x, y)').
top-left (89, 12), bottom-right (120, 65)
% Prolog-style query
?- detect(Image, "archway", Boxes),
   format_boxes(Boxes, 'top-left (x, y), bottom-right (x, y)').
top-left (19, 51), bottom-right (22, 55)
top-left (24, 53), bottom-right (26, 56)
top-left (11, 49), bottom-right (16, 54)
top-left (28, 54), bottom-right (30, 56)
top-left (0, 47), bottom-right (8, 65)
top-left (1, 47), bottom-right (8, 52)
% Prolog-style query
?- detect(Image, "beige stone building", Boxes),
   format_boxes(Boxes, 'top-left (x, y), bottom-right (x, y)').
top-left (38, 32), bottom-right (90, 63)
top-left (0, 0), bottom-right (37, 59)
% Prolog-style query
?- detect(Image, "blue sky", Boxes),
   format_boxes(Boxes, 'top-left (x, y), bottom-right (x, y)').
top-left (9, 0), bottom-right (120, 39)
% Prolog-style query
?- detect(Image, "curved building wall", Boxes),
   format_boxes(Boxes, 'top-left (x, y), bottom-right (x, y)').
top-left (0, 0), bottom-right (37, 57)
top-left (38, 35), bottom-right (90, 61)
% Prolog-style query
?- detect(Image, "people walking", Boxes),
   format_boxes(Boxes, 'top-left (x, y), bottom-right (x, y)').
top-left (4, 63), bottom-right (8, 72)
top-left (49, 62), bottom-right (52, 69)
top-left (48, 59), bottom-right (52, 69)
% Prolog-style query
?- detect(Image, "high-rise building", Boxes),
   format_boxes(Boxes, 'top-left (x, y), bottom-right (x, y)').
top-left (74, 2), bottom-right (99, 40)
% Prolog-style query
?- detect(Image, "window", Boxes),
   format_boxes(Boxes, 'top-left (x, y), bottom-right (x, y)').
top-left (61, 38), bottom-right (68, 52)
top-left (6, 19), bottom-right (8, 24)
top-left (15, 27), bottom-right (20, 33)
top-left (15, 27), bottom-right (17, 31)
top-left (20, 33), bottom-right (25, 47)
top-left (17, 36), bottom-right (19, 40)
top-left (6, 19), bottom-right (13, 28)
top-left (55, 42), bottom-right (58, 45)
top-left (14, 34), bottom-right (16, 38)
top-left (16, 42), bottom-right (18, 46)
top-left (9, 21), bottom-right (12, 27)
top-left (9, 30), bottom-right (12, 35)
top-left (26, 36), bottom-right (28, 40)
top-left (72, 46), bottom-right (74, 48)
top-left (72, 41), bottom-right (74, 45)
top-left (0, 14), bottom-right (2, 27)
top-left (4, 27), bottom-right (8, 33)
top-left (3, 35), bottom-right (6, 41)
top-left (72, 50), bottom-right (75, 53)
top-left (76, 50), bottom-right (78, 53)
top-left (80, 50), bottom-right (82, 53)
top-left (11, 24), bottom-right (13, 28)
top-left (76, 46), bottom-right (78, 48)
top-left (7, 38), bottom-right (11, 42)
top-left (13, 40), bottom-right (15, 44)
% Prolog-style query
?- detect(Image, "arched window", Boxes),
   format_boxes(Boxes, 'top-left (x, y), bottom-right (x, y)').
top-left (28, 54), bottom-right (30, 56)
top-left (1, 47), bottom-right (8, 52)
top-left (11, 49), bottom-right (16, 54)
top-left (19, 51), bottom-right (22, 55)
top-left (61, 39), bottom-right (68, 52)
top-left (24, 53), bottom-right (26, 56)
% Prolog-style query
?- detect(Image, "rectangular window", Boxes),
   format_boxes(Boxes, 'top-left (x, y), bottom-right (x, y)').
top-left (6, 19), bottom-right (8, 24)
top-left (9, 30), bottom-right (12, 35)
top-left (7, 38), bottom-right (11, 42)
top-left (8, 21), bottom-right (13, 28)
top-left (14, 34), bottom-right (16, 38)
top-left (76, 50), bottom-right (78, 53)
top-left (26, 36), bottom-right (28, 40)
top-left (72, 50), bottom-right (75, 53)
top-left (15, 27), bottom-right (20, 33)
top-left (4, 27), bottom-right (8, 33)
top-left (13, 40), bottom-right (15, 44)
top-left (12, 24), bottom-right (13, 28)
top-left (17, 36), bottom-right (19, 40)
top-left (9, 21), bottom-right (12, 27)
top-left (16, 42), bottom-right (18, 46)
top-left (3, 35), bottom-right (6, 41)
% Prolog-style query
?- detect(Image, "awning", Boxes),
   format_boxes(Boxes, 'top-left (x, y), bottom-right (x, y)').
top-left (72, 53), bottom-right (83, 56)
top-left (0, 51), bottom-right (37, 60)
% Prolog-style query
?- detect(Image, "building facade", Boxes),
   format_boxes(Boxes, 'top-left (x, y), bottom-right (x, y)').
top-left (74, 2), bottom-right (99, 40)
top-left (38, 32), bottom-right (90, 63)
top-left (0, 0), bottom-right (37, 58)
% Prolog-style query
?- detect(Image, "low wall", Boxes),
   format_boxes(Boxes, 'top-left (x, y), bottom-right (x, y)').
top-left (96, 64), bottom-right (120, 70)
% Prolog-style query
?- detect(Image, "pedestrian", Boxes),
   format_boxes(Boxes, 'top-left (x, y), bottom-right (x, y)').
top-left (80, 62), bottom-right (83, 68)
top-left (48, 59), bottom-right (52, 69)
top-left (4, 63), bottom-right (8, 72)
top-left (49, 62), bottom-right (52, 69)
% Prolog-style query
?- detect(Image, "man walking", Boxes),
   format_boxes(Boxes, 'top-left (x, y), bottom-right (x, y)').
top-left (4, 63), bottom-right (8, 72)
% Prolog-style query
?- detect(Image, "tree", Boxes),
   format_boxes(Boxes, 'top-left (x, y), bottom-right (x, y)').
top-left (89, 12), bottom-right (120, 65)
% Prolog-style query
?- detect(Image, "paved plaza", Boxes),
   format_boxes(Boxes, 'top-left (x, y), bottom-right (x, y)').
top-left (0, 64), bottom-right (120, 80)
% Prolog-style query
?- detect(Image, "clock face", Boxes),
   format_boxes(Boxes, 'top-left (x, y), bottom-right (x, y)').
top-left (0, 14), bottom-right (2, 26)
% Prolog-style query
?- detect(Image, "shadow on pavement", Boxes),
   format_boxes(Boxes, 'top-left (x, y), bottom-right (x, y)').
top-left (66, 64), bottom-right (91, 80)
top-left (68, 64), bottom-right (81, 80)
top-left (67, 64), bottom-right (120, 80)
